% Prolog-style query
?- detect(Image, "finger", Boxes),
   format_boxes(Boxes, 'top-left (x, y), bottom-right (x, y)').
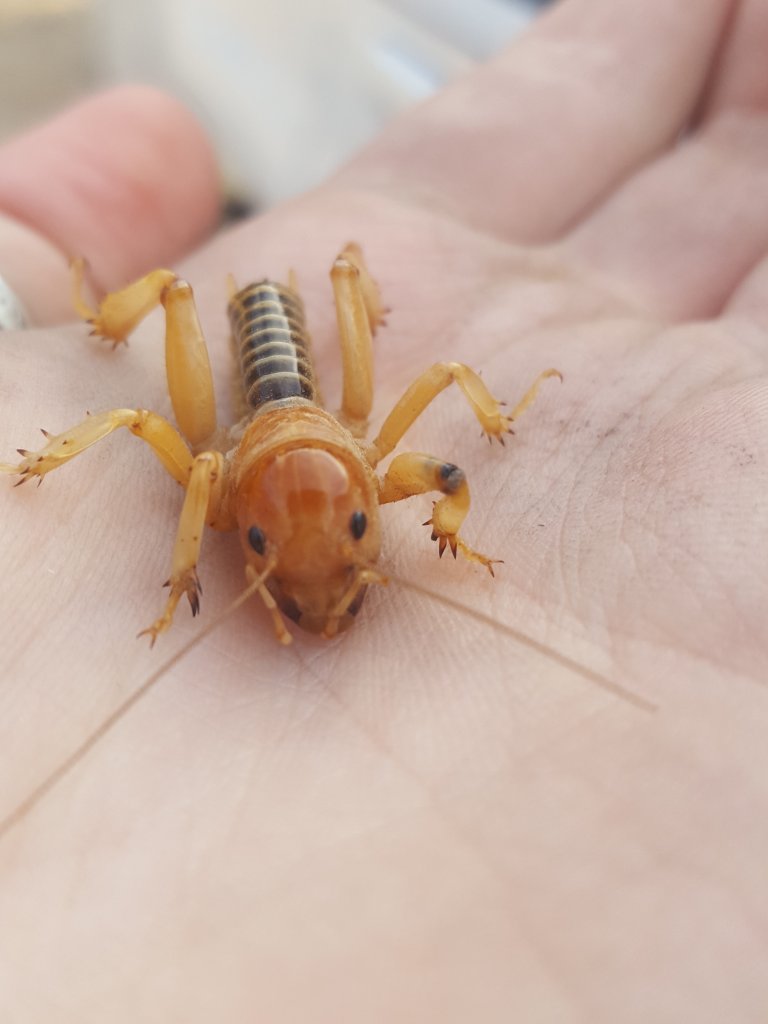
top-left (725, 256), bottom-right (768, 328)
top-left (335, 0), bottom-right (735, 241)
top-left (0, 86), bottom-right (220, 324)
top-left (699, 0), bottom-right (768, 117)
top-left (561, 111), bottom-right (768, 320)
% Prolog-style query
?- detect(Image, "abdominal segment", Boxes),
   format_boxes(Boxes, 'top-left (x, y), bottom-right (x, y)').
top-left (228, 281), bottom-right (318, 411)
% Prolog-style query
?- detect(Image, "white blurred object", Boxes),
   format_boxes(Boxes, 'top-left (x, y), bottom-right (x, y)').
top-left (96, 0), bottom-right (542, 207)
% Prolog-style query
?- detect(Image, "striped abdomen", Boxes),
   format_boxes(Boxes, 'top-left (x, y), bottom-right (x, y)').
top-left (228, 280), bottom-right (318, 411)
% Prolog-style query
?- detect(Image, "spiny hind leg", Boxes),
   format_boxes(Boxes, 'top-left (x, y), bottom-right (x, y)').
top-left (0, 409), bottom-right (194, 486)
top-left (340, 243), bottom-right (388, 333)
top-left (73, 262), bottom-right (218, 448)
top-left (366, 364), bottom-right (561, 467)
top-left (161, 279), bottom-right (218, 446)
top-left (330, 244), bottom-right (387, 437)
top-left (72, 259), bottom-right (177, 347)
top-left (379, 451), bottom-right (499, 575)
top-left (139, 451), bottom-right (228, 646)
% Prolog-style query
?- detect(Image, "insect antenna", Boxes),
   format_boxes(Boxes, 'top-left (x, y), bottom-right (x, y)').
top-left (0, 564), bottom-right (653, 843)
top-left (0, 564), bottom-right (274, 842)
top-left (386, 571), bottom-right (656, 713)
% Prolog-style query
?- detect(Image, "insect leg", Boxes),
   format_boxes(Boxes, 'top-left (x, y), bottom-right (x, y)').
top-left (162, 279), bottom-right (217, 447)
top-left (74, 263), bottom-right (218, 449)
top-left (330, 244), bottom-right (386, 437)
top-left (339, 243), bottom-right (388, 333)
top-left (379, 451), bottom-right (499, 574)
top-left (72, 259), bottom-right (177, 347)
top-left (0, 409), bottom-right (193, 486)
top-left (365, 365), bottom-right (561, 467)
top-left (139, 451), bottom-right (228, 646)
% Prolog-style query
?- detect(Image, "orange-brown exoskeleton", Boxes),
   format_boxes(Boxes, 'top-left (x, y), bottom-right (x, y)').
top-left (1, 246), bottom-right (560, 644)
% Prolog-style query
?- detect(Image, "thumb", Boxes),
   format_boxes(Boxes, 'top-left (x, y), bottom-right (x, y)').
top-left (0, 85), bottom-right (221, 325)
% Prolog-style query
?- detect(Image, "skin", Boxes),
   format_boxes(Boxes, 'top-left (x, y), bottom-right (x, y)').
top-left (1, 1), bottom-right (768, 1018)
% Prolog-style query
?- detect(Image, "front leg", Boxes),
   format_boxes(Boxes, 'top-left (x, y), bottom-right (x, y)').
top-left (139, 451), bottom-right (228, 646)
top-left (379, 452), bottom-right (499, 575)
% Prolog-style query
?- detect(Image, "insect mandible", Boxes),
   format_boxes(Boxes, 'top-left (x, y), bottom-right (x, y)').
top-left (1, 245), bottom-right (560, 644)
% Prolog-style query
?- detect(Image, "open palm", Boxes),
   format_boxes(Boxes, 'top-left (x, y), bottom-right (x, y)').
top-left (1, 2), bottom-right (767, 1020)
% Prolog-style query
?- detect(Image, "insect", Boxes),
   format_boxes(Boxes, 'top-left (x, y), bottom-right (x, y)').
top-left (1, 245), bottom-right (560, 645)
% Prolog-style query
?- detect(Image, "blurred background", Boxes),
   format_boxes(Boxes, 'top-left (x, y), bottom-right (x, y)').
top-left (0, 0), bottom-right (551, 211)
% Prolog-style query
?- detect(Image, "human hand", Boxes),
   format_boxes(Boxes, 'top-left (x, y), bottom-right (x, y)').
top-left (2, 2), bottom-right (767, 1019)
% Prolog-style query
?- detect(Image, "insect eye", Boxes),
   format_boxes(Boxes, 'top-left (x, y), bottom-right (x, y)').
top-left (349, 510), bottom-right (367, 540)
top-left (248, 525), bottom-right (266, 555)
